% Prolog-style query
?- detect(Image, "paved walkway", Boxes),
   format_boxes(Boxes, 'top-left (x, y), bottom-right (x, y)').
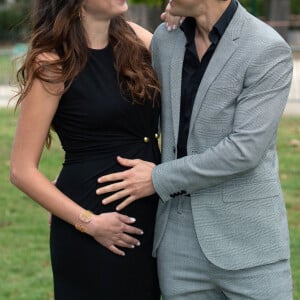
top-left (0, 85), bottom-right (15, 108)
top-left (283, 101), bottom-right (300, 116)
top-left (1, 59), bottom-right (300, 115)
top-left (0, 85), bottom-right (14, 107)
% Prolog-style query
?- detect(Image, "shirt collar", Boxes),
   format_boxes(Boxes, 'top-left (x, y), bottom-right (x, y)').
top-left (180, 0), bottom-right (238, 45)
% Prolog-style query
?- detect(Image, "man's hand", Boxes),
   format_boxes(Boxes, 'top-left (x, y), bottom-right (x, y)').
top-left (96, 156), bottom-right (156, 211)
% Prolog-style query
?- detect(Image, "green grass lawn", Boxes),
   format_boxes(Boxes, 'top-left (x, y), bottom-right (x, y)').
top-left (0, 108), bottom-right (299, 299)
top-left (277, 117), bottom-right (300, 298)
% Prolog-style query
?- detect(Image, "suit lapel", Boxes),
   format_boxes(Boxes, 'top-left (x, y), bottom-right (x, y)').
top-left (189, 4), bottom-right (247, 134)
top-left (170, 32), bottom-right (186, 145)
top-left (189, 36), bottom-right (238, 129)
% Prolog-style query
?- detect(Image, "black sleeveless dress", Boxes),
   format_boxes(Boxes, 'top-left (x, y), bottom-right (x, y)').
top-left (50, 44), bottom-right (161, 299)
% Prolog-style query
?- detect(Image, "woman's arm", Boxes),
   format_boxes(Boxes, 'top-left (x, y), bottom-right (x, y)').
top-left (10, 56), bottom-right (73, 222)
top-left (127, 21), bottom-right (153, 50)
top-left (127, 2), bottom-right (184, 49)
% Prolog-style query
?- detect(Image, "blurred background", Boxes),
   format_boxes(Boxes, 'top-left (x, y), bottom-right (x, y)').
top-left (0, 1), bottom-right (299, 299)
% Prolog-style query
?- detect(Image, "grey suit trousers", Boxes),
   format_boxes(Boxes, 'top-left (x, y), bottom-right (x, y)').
top-left (157, 197), bottom-right (293, 300)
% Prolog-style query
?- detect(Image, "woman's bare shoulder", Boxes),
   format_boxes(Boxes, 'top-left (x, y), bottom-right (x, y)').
top-left (127, 21), bottom-right (153, 50)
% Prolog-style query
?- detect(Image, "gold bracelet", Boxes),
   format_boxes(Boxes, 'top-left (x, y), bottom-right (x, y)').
top-left (74, 210), bottom-right (93, 233)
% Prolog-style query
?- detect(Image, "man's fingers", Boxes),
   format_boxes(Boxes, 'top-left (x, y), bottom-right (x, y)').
top-left (116, 156), bottom-right (139, 168)
top-left (98, 170), bottom-right (127, 184)
top-left (96, 181), bottom-right (125, 195)
top-left (101, 189), bottom-right (130, 205)
top-left (116, 196), bottom-right (136, 211)
top-left (98, 157), bottom-right (139, 184)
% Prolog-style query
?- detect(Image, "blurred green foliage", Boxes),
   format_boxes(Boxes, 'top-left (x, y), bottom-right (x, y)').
top-left (0, 1), bottom-right (32, 42)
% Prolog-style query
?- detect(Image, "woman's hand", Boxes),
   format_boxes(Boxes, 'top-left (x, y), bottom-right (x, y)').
top-left (88, 212), bottom-right (144, 256)
top-left (161, 2), bottom-right (185, 31)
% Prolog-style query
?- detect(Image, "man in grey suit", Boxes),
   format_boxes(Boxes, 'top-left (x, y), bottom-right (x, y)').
top-left (96, 0), bottom-right (293, 298)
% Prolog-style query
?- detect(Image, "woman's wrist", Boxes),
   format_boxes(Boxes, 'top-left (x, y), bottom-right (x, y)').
top-left (74, 209), bottom-right (95, 235)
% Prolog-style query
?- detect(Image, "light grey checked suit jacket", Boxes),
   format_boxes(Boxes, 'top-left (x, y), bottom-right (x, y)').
top-left (151, 3), bottom-right (293, 271)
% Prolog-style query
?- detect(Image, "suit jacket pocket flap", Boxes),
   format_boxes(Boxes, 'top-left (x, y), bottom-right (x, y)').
top-left (222, 181), bottom-right (280, 203)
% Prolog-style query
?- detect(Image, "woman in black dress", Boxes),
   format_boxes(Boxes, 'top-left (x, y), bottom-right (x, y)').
top-left (10, 0), bottom-right (161, 299)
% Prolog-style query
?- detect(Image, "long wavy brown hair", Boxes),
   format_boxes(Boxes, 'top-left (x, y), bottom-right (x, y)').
top-left (16, 0), bottom-right (160, 146)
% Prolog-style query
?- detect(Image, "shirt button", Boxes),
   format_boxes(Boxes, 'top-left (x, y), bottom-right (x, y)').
top-left (144, 137), bottom-right (150, 143)
top-left (154, 133), bottom-right (160, 139)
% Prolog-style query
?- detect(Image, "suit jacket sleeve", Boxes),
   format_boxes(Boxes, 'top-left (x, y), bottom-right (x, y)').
top-left (152, 41), bottom-right (293, 202)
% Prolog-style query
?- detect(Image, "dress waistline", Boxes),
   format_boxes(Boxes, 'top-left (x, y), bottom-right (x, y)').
top-left (62, 132), bottom-right (160, 164)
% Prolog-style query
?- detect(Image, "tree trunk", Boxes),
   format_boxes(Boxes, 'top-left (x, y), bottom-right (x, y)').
top-left (265, 0), bottom-right (290, 41)
top-left (126, 4), bottom-right (162, 32)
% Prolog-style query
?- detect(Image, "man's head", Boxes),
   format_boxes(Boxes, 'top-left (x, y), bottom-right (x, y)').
top-left (168, 0), bottom-right (230, 19)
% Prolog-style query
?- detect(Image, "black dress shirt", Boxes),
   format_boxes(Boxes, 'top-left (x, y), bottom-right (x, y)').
top-left (177, 0), bottom-right (238, 158)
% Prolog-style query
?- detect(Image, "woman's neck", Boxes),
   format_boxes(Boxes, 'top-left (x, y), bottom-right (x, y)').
top-left (81, 15), bottom-right (110, 49)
